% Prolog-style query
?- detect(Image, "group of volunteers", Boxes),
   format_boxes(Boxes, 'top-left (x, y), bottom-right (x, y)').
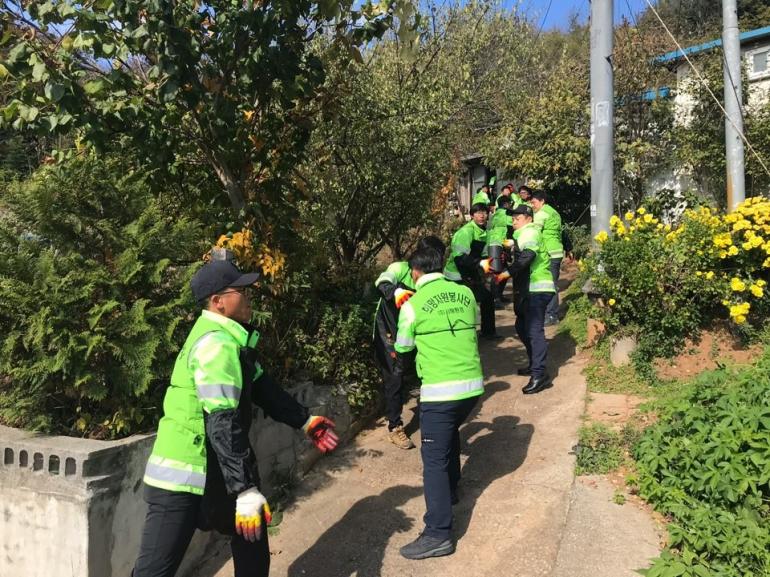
top-left (371, 181), bottom-right (571, 559)
top-left (130, 181), bottom-right (570, 576)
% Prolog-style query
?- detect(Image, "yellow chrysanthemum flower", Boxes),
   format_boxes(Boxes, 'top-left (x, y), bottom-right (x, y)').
top-left (608, 298), bottom-right (616, 306)
top-left (706, 271), bottom-right (715, 280)
top-left (730, 277), bottom-right (746, 292)
top-left (750, 284), bottom-right (764, 298)
top-left (594, 231), bottom-right (609, 243)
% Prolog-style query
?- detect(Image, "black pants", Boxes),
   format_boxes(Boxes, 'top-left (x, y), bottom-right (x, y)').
top-left (420, 396), bottom-right (479, 540)
top-left (133, 485), bottom-right (270, 577)
top-left (373, 327), bottom-right (416, 430)
top-left (547, 258), bottom-right (562, 318)
top-left (465, 282), bottom-right (496, 335)
top-left (514, 293), bottom-right (552, 379)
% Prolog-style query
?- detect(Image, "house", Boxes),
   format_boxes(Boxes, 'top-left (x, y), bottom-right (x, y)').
top-left (455, 153), bottom-right (520, 214)
top-left (646, 26), bottom-right (770, 198)
top-left (658, 25), bottom-right (770, 123)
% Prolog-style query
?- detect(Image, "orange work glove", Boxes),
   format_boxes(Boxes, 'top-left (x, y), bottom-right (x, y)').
top-left (495, 271), bottom-right (511, 284)
top-left (394, 288), bottom-right (415, 309)
top-left (303, 416), bottom-right (339, 453)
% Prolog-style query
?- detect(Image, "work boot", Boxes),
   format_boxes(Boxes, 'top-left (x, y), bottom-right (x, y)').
top-left (388, 425), bottom-right (415, 449)
top-left (400, 534), bottom-right (455, 560)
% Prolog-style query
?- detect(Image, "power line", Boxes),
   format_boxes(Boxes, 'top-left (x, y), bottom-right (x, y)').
top-left (643, 0), bottom-right (770, 180)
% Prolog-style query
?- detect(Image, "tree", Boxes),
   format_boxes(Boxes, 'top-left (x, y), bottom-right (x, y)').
top-left (300, 1), bottom-right (534, 266)
top-left (482, 23), bottom-right (591, 198)
top-left (613, 22), bottom-right (675, 211)
top-left (0, 1), bottom-right (406, 222)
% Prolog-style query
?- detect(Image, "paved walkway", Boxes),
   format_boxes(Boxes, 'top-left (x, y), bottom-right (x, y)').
top-left (193, 281), bottom-right (661, 577)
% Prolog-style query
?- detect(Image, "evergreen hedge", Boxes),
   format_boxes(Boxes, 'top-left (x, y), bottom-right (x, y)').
top-left (0, 156), bottom-right (203, 438)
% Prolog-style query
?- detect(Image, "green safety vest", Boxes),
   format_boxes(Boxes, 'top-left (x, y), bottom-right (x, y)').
top-left (488, 208), bottom-right (512, 246)
top-left (394, 273), bottom-right (484, 402)
top-left (533, 203), bottom-right (564, 259)
top-left (143, 310), bottom-right (260, 495)
top-left (374, 260), bottom-right (416, 291)
top-left (514, 223), bottom-right (556, 294)
top-left (444, 221), bottom-right (488, 281)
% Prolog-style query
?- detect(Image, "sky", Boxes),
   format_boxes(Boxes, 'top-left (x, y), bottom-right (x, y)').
top-left (511, 0), bottom-right (651, 31)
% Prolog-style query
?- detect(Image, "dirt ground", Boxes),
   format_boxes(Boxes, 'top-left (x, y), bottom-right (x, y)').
top-left (191, 271), bottom-right (662, 577)
top-left (654, 324), bottom-right (762, 381)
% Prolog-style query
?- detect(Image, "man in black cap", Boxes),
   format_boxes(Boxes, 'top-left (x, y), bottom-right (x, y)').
top-left (495, 205), bottom-right (556, 394)
top-left (132, 259), bottom-right (339, 577)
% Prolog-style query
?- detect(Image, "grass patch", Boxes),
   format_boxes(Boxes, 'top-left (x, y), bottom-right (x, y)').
top-left (584, 340), bottom-right (656, 397)
top-left (575, 422), bottom-right (625, 475)
top-left (557, 284), bottom-right (592, 348)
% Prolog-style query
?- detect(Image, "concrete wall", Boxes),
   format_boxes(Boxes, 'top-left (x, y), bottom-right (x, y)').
top-left (0, 381), bottom-right (352, 577)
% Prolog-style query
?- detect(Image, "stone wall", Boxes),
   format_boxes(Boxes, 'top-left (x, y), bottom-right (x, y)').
top-left (0, 381), bottom-right (352, 577)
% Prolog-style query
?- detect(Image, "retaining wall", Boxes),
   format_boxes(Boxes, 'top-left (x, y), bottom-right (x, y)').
top-left (0, 381), bottom-right (351, 577)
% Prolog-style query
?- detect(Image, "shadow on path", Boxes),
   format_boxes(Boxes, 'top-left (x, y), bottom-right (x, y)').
top-left (287, 485), bottom-right (422, 577)
top-left (454, 414), bottom-right (534, 540)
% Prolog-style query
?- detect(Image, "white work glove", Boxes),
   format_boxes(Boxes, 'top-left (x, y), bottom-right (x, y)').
top-left (235, 487), bottom-right (272, 542)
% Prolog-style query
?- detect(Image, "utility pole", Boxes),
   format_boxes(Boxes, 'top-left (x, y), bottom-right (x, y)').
top-left (723, 0), bottom-right (745, 210)
top-left (590, 0), bottom-right (614, 242)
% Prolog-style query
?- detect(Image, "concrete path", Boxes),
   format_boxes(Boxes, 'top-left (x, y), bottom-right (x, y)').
top-left (193, 289), bottom-right (660, 577)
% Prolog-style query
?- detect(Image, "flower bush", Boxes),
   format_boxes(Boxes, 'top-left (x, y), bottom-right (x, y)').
top-left (585, 198), bottom-right (770, 355)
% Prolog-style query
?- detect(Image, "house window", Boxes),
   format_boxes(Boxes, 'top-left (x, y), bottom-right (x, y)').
top-left (748, 48), bottom-right (770, 80)
top-left (753, 51), bottom-right (767, 74)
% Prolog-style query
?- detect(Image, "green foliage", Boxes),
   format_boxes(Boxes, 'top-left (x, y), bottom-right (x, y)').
top-left (588, 208), bottom-right (728, 361)
top-left (634, 361), bottom-right (770, 577)
top-left (294, 302), bottom-right (379, 416)
top-left (1, 1), bottom-right (402, 218)
top-left (0, 155), bottom-right (202, 438)
top-left (563, 224), bottom-right (591, 261)
top-left (556, 284), bottom-right (593, 349)
top-left (575, 422), bottom-right (624, 475)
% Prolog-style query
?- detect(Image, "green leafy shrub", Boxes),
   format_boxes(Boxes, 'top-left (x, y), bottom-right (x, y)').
top-left (0, 156), bottom-right (203, 438)
top-left (587, 207), bottom-right (732, 360)
top-left (634, 360), bottom-right (770, 576)
top-left (563, 223), bottom-right (591, 261)
top-left (293, 302), bottom-right (379, 416)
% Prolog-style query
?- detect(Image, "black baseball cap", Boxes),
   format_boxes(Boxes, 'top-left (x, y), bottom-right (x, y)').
top-left (510, 204), bottom-right (533, 217)
top-left (191, 260), bottom-right (260, 302)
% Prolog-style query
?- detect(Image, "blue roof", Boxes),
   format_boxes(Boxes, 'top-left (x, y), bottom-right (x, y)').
top-left (657, 25), bottom-right (770, 63)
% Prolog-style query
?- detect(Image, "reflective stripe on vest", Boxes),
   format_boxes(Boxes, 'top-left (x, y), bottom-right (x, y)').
top-left (196, 383), bottom-right (241, 403)
top-left (396, 335), bottom-right (415, 348)
top-left (530, 280), bottom-right (556, 292)
top-left (420, 377), bottom-right (484, 402)
top-left (143, 455), bottom-right (206, 494)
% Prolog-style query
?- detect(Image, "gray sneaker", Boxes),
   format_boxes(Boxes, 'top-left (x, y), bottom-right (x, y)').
top-left (400, 534), bottom-right (455, 560)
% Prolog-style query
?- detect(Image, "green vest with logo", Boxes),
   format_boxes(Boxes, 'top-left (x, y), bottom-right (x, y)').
top-left (143, 311), bottom-right (259, 495)
top-left (533, 203), bottom-right (564, 259)
top-left (394, 273), bottom-right (484, 402)
top-left (514, 223), bottom-right (556, 294)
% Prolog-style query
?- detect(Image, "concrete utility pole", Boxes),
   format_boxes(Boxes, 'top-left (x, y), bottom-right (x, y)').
top-left (590, 0), bottom-right (614, 241)
top-left (722, 0), bottom-right (746, 210)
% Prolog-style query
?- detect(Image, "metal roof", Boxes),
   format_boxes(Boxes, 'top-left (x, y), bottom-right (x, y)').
top-left (657, 25), bottom-right (770, 63)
